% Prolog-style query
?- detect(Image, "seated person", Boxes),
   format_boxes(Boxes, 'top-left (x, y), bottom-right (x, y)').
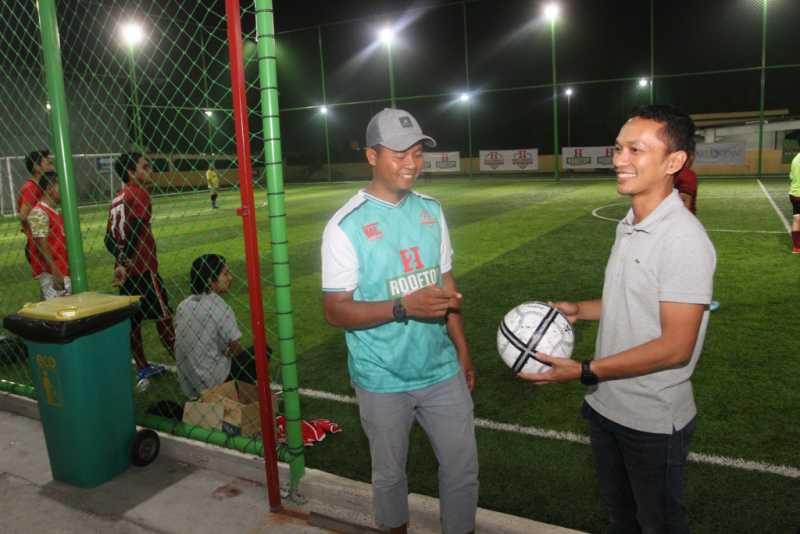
top-left (175, 254), bottom-right (263, 398)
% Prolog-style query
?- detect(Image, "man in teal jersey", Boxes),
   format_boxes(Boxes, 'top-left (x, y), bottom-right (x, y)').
top-left (321, 108), bottom-right (477, 534)
top-left (789, 151), bottom-right (800, 253)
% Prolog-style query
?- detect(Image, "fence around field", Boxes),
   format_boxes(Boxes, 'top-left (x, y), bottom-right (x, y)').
top-left (0, 0), bottom-right (306, 507)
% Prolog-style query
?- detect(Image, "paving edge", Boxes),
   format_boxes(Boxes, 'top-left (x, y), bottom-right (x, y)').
top-left (0, 390), bottom-right (584, 534)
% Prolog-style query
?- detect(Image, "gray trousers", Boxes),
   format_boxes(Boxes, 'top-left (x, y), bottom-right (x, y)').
top-left (355, 371), bottom-right (479, 533)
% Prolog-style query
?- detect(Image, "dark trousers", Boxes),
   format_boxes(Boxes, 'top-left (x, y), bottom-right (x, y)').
top-left (228, 345), bottom-right (271, 384)
top-left (582, 402), bottom-right (695, 534)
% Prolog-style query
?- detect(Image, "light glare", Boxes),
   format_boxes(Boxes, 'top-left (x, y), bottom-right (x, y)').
top-left (565, 88), bottom-right (573, 97)
top-left (121, 22), bottom-right (144, 46)
top-left (638, 78), bottom-right (649, 88)
top-left (378, 27), bottom-right (395, 45)
top-left (204, 110), bottom-right (213, 117)
top-left (459, 93), bottom-right (470, 102)
top-left (544, 3), bottom-right (560, 21)
top-left (320, 106), bottom-right (328, 114)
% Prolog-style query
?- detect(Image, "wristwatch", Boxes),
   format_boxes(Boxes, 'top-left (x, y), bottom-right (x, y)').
top-left (392, 298), bottom-right (407, 323)
top-left (580, 360), bottom-right (599, 386)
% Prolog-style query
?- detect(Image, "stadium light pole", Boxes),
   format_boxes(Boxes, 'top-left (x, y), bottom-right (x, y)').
top-left (565, 87), bottom-right (573, 147)
top-left (545, 3), bottom-right (561, 180)
top-left (379, 27), bottom-right (397, 108)
top-left (460, 93), bottom-right (473, 177)
top-left (121, 21), bottom-right (145, 152)
top-left (757, 0), bottom-right (768, 178)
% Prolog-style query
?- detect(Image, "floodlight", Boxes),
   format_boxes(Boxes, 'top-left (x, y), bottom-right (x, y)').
top-left (320, 106), bottom-right (328, 114)
top-left (204, 110), bottom-right (213, 117)
top-left (46, 102), bottom-right (51, 110)
top-left (544, 3), bottom-right (560, 21)
top-left (638, 78), bottom-right (649, 88)
top-left (565, 88), bottom-right (573, 97)
top-left (378, 27), bottom-right (395, 45)
top-left (459, 93), bottom-right (470, 103)
top-left (121, 22), bottom-right (144, 46)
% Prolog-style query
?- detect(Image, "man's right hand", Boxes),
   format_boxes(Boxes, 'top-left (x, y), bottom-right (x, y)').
top-left (112, 265), bottom-right (127, 287)
top-left (402, 285), bottom-right (462, 318)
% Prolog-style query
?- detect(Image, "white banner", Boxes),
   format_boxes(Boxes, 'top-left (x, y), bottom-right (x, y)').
top-left (562, 146), bottom-right (615, 169)
top-left (479, 149), bottom-right (539, 172)
top-left (694, 143), bottom-right (746, 165)
top-left (423, 152), bottom-right (460, 173)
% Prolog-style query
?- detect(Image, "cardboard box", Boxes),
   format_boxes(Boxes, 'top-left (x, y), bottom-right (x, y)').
top-left (182, 380), bottom-right (275, 438)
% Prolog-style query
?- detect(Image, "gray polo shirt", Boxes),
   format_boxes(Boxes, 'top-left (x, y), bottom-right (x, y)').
top-left (175, 293), bottom-right (242, 398)
top-left (586, 190), bottom-right (716, 434)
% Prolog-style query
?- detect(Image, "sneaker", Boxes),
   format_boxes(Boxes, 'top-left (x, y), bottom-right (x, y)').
top-left (709, 300), bottom-right (720, 312)
top-left (136, 378), bottom-right (150, 392)
top-left (792, 247), bottom-right (800, 254)
top-left (137, 364), bottom-right (166, 381)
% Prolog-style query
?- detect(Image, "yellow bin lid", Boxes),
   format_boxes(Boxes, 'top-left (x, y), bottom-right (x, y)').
top-left (16, 292), bottom-right (141, 322)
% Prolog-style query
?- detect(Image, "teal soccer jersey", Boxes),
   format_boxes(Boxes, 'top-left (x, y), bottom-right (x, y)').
top-left (321, 190), bottom-right (460, 393)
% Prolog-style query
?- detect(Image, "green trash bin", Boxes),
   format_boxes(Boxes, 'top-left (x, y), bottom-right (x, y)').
top-left (3, 292), bottom-right (157, 488)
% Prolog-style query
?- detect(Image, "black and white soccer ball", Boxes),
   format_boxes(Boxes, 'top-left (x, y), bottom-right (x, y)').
top-left (497, 301), bottom-right (575, 375)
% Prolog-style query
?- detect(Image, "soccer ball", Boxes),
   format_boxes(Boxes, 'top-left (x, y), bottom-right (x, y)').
top-left (497, 301), bottom-right (575, 375)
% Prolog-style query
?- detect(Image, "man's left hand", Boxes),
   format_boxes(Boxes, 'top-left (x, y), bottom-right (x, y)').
top-left (459, 354), bottom-right (476, 392)
top-left (518, 353), bottom-right (581, 384)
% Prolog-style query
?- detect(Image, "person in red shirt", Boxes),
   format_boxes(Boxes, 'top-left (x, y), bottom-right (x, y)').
top-left (106, 153), bottom-right (175, 386)
top-left (673, 156), bottom-right (719, 311)
top-left (673, 154), bottom-right (698, 214)
top-left (17, 149), bottom-right (54, 263)
top-left (28, 172), bottom-right (70, 300)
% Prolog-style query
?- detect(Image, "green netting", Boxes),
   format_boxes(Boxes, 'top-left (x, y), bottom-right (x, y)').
top-left (0, 1), bottom-right (294, 486)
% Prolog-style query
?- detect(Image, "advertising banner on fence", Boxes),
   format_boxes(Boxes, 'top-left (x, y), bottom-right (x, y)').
top-left (423, 152), bottom-right (460, 173)
top-left (562, 146), bottom-right (615, 169)
top-left (694, 142), bottom-right (746, 165)
top-left (479, 149), bottom-right (539, 172)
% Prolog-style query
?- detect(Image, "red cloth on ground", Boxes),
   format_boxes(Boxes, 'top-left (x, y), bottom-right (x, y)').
top-left (275, 416), bottom-right (342, 447)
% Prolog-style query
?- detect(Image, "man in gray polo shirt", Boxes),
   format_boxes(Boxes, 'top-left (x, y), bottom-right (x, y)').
top-left (523, 105), bottom-right (716, 533)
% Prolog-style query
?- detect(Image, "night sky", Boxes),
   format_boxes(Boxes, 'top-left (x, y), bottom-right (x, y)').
top-left (2, 0), bottom-right (797, 166)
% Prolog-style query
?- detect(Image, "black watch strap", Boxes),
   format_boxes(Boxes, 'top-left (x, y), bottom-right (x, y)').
top-left (392, 298), bottom-right (407, 323)
top-left (580, 360), bottom-right (599, 386)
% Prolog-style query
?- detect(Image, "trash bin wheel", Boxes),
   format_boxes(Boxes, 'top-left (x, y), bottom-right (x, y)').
top-left (131, 429), bottom-right (160, 467)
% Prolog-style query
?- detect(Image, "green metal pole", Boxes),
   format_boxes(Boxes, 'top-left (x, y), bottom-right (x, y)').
top-left (317, 26), bottom-right (332, 181)
top-left (463, 2), bottom-right (473, 178)
top-left (37, 0), bottom-right (87, 293)
top-left (649, 0), bottom-right (655, 104)
top-left (127, 46), bottom-right (144, 151)
top-left (387, 42), bottom-right (396, 108)
top-left (254, 0), bottom-right (305, 495)
top-left (550, 18), bottom-right (560, 181)
top-left (757, 0), bottom-right (768, 178)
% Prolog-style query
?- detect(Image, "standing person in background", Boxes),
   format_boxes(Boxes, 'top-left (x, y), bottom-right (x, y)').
top-left (789, 151), bottom-right (800, 254)
top-left (524, 105), bottom-right (716, 534)
top-left (17, 149), bottom-right (54, 263)
top-left (206, 161), bottom-right (219, 209)
top-left (673, 154), bottom-right (697, 214)
top-left (28, 172), bottom-right (70, 300)
top-left (673, 155), bottom-right (720, 311)
top-left (106, 152), bottom-right (175, 388)
top-left (321, 108), bottom-right (478, 534)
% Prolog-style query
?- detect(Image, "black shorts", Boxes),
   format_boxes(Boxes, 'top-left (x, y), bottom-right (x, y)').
top-left (790, 195), bottom-right (800, 216)
top-left (120, 271), bottom-right (172, 322)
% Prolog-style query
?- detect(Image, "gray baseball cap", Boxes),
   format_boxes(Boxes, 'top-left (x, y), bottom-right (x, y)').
top-left (365, 108), bottom-right (437, 151)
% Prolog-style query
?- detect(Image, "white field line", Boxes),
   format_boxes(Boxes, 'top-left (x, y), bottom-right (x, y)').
top-left (276, 384), bottom-right (799, 479)
top-left (591, 203), bottom-right (785, 234)
top-left (156, 364), bottom-right (799, 478)
top-left (756, 179), bottom-right (792, 234)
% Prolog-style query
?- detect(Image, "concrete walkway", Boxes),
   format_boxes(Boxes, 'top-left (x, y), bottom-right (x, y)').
top-left (0, 391), bottom-right (584, 533)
